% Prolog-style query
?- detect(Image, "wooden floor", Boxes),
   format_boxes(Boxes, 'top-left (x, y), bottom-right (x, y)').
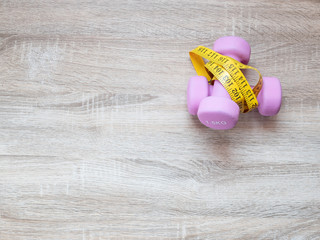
top-left (1, 0), bottom-right (320, 239)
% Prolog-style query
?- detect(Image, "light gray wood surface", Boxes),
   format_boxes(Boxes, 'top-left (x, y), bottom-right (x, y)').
top-left (1, 0), bottom-right (320, 239)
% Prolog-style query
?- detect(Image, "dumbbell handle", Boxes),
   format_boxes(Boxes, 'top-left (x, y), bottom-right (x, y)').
top-left (210, 54), bottom-right (242, 98)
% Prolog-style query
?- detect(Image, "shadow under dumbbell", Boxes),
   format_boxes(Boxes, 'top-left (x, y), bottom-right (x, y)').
top-left (238, 109), bottom-right (281, 130)
top-left (188, 117), bottom-right (242, 170)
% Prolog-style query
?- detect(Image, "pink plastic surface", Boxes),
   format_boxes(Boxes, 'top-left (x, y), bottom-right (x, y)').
top-left (187, 36), bottom-right (282, 130)
top-left (197, 96), bottom-right (240, 130)
top-left (187, 76), bottom-right (209, 115)
top-left (257, 77), bottom-right (282, 116)
top-left (196, 36), bottom-right (251, 129)
top-left (213, 36), bottom-right (251, 64)
top-left (214, 37), bottom-right (282, 117)
top-left (210, 80), bottom-right (231, 99)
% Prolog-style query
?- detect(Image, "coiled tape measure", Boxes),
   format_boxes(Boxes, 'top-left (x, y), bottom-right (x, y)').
top-left (189, 46), bottom-right (263, 113)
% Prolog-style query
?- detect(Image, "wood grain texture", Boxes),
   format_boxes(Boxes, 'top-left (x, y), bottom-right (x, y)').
top-left (0, 0), bottom-right (320, 239)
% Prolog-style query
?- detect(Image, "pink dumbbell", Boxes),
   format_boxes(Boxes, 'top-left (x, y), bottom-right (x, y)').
top-left (187, 36), bottom-right (282, 130)
top-left (214, 37), bottom-right (282, 117)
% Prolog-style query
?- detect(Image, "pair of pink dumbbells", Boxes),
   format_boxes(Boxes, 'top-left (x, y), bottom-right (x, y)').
top-left (187, 36), bottom-right (282, 130)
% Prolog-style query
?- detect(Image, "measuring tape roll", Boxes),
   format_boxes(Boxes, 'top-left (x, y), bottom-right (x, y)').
top-left (189, 46), bottom-right (263, 113)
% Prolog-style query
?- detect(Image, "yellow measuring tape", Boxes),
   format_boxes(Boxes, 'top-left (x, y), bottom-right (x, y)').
top-left (189, 46), bottom-right (263, 113)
